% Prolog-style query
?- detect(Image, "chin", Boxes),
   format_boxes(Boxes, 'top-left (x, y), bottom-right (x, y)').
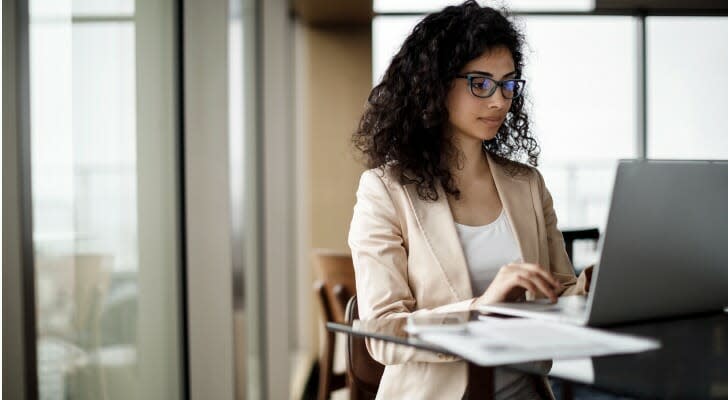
top-left (478, 130), bottom-right (499, 142)
top-left (468, 125), bottom-right (500, 142)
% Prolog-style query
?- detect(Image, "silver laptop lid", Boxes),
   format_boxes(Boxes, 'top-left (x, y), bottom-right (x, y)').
top-left (587, 160), bottom-right (728, 326)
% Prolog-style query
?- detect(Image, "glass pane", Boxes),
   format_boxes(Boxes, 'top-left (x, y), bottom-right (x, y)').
top-left (523, 16), bottom-right (638, 267)
top-left (522, 17), bottom-right (637, 211)
top-left (29, 0), bottom-right (182, 399)
top-left (647, 17), bottom-right (728, 160)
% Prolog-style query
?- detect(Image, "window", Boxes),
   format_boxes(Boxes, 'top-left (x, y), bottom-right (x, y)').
top-left (647, 17), bottom-right (728, 160)
top-left (521, 16), bottom-right (637, 232)
top-left (29, 1), bottom-right (183, 398)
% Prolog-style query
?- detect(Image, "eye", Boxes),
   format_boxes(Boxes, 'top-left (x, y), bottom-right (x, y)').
top-left (471, 77), bottom-right (494, 90)
top-left (503, 80), bottom-right (517, 91)
top-left (502, 80), bottom-right (525, 99)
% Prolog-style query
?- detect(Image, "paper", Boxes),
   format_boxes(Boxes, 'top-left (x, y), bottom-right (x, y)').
top-left (550, 359), bottom-right (595, 383)
top-left (416, 318), bottom-right (660, 366)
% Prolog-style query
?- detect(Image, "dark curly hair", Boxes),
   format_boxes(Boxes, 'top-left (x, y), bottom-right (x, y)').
top-left (353, 1), bottom-right (539, 201)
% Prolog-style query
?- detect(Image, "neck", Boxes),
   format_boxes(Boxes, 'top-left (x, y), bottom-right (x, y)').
top-left (450, 134), bottom-right (490, 185)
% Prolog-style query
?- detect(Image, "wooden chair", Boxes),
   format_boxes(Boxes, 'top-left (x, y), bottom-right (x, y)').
top-left (312, 250), bottom-right (357, 400)
top-left (344, 295), bottom-right (384, 400)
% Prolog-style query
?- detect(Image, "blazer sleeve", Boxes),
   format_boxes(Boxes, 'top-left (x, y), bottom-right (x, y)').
top-left (348, 170), bottom-right (472, 365)
top-left (534, 169), bottom-right (589, 296)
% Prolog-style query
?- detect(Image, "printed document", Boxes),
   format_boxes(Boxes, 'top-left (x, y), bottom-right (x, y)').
top-left (416, 317), bottom-right (660, 366)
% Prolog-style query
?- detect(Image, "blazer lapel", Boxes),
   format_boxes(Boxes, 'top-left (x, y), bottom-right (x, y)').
top-left (487, 153), bottom-right (540, 264)
top-left (402, 155), bottom-right (540, 302)
top-left (404, 183), bottom-right (473, 301)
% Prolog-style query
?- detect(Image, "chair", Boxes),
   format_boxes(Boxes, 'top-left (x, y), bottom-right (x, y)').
top-left (312, 250), bottom-right (357, 400)
top-left (561, 228), bottom-right (600, 271)
top-left (345, 295), bottom-right (385, 400)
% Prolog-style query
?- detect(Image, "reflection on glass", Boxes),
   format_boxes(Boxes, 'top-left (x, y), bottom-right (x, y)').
top-left (29, 1), bottom-right (181, 399)
top-left (647, 17), bottom-right (728, 160)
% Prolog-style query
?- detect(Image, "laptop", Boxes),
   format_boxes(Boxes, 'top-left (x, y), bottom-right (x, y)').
top-left (478, 160), bottom-right (728, 326)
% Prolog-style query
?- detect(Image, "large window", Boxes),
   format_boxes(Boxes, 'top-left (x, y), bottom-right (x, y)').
top-left (29, 1), bottom-right (183, 398)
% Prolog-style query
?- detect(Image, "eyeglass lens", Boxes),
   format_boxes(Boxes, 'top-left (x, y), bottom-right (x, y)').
top-left (470, 77), bottom-right (524, 99)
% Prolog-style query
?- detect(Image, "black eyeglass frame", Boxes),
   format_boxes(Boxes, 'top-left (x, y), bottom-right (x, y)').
top-left (455, 74), bottom-right (527, 99)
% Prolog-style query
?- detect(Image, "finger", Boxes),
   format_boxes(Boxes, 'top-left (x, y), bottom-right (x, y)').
top-left (519, 273), bottom-right (557, 302)
top-left (534, 276), bottom-right (559, 302)
top-left (513, 276), bottom-right (540, 300)
top-left (520, 264), bottom-right (561, 290)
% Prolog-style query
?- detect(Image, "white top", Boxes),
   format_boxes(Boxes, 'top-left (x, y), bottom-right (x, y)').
top-left (455, 209), bottom-right (539, 399)
top-left (454, 208), bottom-right (522, 296)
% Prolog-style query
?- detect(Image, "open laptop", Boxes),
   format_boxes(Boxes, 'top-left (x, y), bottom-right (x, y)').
top-left (478, 160), bottom-right (728, 326)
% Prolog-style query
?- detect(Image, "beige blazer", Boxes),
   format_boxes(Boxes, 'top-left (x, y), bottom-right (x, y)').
top-left (348, 153), bottom-right (588, 399)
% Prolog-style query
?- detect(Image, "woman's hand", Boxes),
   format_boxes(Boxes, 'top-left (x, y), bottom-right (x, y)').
top-left (473, 263), bottom-right (562, 307)
top-left (582, 265), bottom-right (594, 292)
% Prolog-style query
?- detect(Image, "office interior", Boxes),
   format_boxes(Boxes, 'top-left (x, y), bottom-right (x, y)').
top-left (3, 0), bottom-right (727, 399)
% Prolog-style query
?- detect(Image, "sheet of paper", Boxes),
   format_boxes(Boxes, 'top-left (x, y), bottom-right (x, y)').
top-left (416, 318), bottom-right (660, 366)
top-left (550, 359), bottom-right (595, 383)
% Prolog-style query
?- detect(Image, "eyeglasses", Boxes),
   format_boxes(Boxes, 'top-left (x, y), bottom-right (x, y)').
top-left (455, 74), bottom-right (526, 99)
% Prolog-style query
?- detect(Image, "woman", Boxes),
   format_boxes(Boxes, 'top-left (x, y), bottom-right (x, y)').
top-left (349, 1), bottom-right (590, 399)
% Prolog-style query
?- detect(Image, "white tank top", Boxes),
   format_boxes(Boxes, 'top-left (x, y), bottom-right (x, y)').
top-left (454, 208), bottom-right (522, 297)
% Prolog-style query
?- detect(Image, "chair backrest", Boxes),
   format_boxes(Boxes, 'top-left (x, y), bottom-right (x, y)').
top-left (345, 296), bottom-right (384, 400)
top-left (312, 250), bottom-right (356, 323)
top-left (561, 228), bottom-right (600, 269)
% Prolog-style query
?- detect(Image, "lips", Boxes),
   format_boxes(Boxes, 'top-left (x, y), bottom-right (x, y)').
top-left (479, 116), bottom-right (503, 122)
top-left (478, 116), bottom-right (503, 125)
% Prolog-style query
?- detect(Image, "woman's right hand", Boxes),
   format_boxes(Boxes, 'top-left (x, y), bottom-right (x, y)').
top-left (473, 262), bottom-right (562, 307)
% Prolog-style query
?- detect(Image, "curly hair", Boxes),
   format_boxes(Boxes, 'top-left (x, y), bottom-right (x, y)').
top-left (353, 1), bottom-right (539, 201)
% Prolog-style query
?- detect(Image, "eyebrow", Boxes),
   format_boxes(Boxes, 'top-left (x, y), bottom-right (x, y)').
top-left (463, 70), bottom-right (517, 79)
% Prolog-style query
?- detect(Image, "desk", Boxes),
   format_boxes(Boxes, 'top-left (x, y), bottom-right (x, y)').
top-left (328, 311), bottom-right (728, 399)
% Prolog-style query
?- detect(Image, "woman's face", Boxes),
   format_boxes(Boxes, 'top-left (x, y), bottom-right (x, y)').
top-left (445, 46), bottom-right (516, 147)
